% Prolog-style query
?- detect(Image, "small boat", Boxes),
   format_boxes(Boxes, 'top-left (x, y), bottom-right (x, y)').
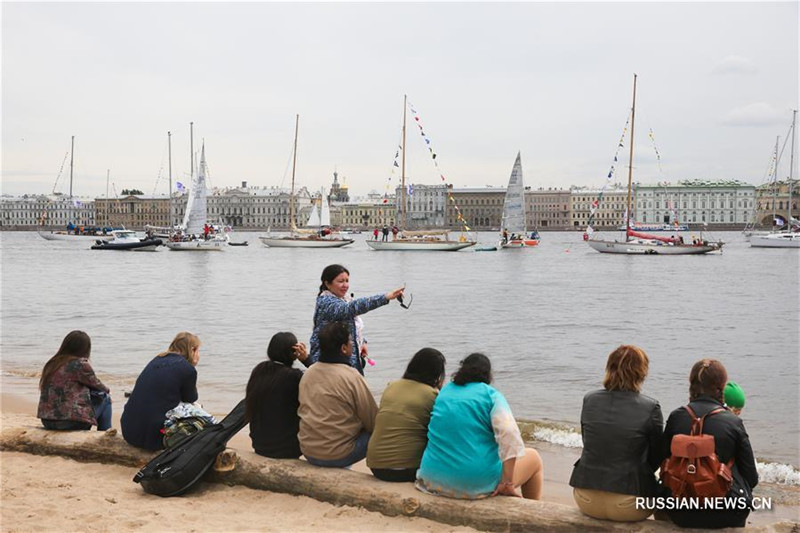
top-left (166, 141), bottom-right (228, 252)
top-left (365, 96), bottom-right (475, 252)
top-left (499, 152), bottom-right (540, 249)
top-left (474, 245), bottom-right (499, 252)
top-left (91, 230), bottom-right (163, 251)
top-left (228, 241), bottom-right (249, 247)
top-left (259, 116), bottom-right (354, 249)
top-left (587, 75), bottom-right (723, 255)
top-left (750, 232), bottom-right (800, 248)
top-left (750, 110), bottom-right (798, 249)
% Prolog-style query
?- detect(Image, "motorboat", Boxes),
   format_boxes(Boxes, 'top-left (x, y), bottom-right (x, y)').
top-left (91, 230), bottom-right (163, 251)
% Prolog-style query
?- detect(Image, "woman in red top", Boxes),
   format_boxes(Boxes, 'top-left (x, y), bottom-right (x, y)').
top-left (37, 330), bottom-right (112, 431)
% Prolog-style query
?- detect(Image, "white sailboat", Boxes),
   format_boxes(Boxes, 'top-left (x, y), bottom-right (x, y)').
top-left (499, 152), bottom-right (539, 249)
top-left (165, 145), bottom-right (227, 251)
top-left (38, 136), bottom-right (110, 242)
top-left (587, 75), bottom-right (723, 255)
top-left (259, 116), bottom-right (354, 248)
top-left (366, 95), bottom-right (476, 252)
top-left (751, 110), bottom-right (799, 249)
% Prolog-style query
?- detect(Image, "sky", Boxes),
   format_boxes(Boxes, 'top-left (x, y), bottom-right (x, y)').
top-left (2, 2), bottom-right (798, 199)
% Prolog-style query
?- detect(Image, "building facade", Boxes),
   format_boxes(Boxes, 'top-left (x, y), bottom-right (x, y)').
top-left (570, 187), bottom-right (628, 229)
top-left (527, 188), bottom-right (572, 229)
top-left (1, 194), bottom-right (95, 229)
top-left (395, 184), bottom-right (448, 229)
top-left (755, 179), bottom-right (798, 225)
top-left (446, 187), bottom-right (505, 230)
top-left (634, 180), bottom-right (756, 226)
top-left (95, 195), bottom-right (170, 229)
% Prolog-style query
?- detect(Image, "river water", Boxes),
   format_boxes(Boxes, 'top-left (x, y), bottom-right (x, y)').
top-left (1, 230), bottom-right (797, 478)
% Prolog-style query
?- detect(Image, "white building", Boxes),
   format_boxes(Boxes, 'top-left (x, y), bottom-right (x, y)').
top-left (1, 194), bottom-right (95, 228)
top-left (396, 183), bottom-right (448, 229)
top-left (634, 180), bottom-right (755, 225)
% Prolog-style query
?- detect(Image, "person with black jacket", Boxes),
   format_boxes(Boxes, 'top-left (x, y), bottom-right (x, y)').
top-left (245, 332), bottom-right (309, 458)
top-left (660, 359), bottom-right (758, 529)
top-left (569, 345), bottom-right (663, 521)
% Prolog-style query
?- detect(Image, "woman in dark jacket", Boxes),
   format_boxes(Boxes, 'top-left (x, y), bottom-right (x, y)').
top-left (245, 331), bottom-right (309, 459)
top-left (121, 332), bottom-right (201, 450)
top-left (661, 359), bottom-right (758, 529)
top-left (569, 345), bottom-right (663, 521)
top-left (38, 330), bottom-right (112, 431)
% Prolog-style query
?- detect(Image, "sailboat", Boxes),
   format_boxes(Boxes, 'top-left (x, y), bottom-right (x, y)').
top-left (751, 110), bottom-right (800, 248)
top-left (165, 145), bottom-right (227, 251)
top-left (38, 136), bottom-right (110, 241)
top-left (259, 115), bottom-right (354, 248)
top-left (366, 96), bottom-right (476, 251)
top-left (587, 75), bottom-right (723, 255)
top-left (499, 152), bottom-right (539, 249)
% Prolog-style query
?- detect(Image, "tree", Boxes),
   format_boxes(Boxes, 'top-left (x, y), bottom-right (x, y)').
top-left (121, 189), bottom-right (144, 196)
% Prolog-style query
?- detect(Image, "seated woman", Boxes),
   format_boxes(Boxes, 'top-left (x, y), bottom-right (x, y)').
top-left (37, 330), bottom-right (112, 431)
top-left (569, 345), bottom-right (663, 522)
top-left (298, 321), bottom-right (378, 468)
top-left (661, 359), bottom-right (758, 529)
top-left (416, 353), bottom-right (543, 500)
top-left (245, 332), bottom-right (309, 459)
top-left (121, 332), bottom-right (202, 451)
top-left (366, 348), bottom-right (446, 482)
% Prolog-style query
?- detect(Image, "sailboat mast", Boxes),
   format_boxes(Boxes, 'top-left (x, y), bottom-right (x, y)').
top-left (190, 122), bottom-right (194, 177)
top-left (69, 135), bottom-right (74, 198)
top-left (401, 94), bottom-right (407, 229)
top-left (290, 114), bottom-right (299, 230)
top-left (772, 136), bottom-right (780, 224)
top-left (789, 110), bottom-right (797, 221)
top-left (625, 75), bottom-right (637, 239)
top-left (168, 131), bottom-right (173, 228)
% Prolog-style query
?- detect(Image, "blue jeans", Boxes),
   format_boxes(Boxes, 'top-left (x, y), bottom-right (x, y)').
top-left (91, 391), bottom-right (112, 431)
top-left (305, 432), bottom-right (370, 468)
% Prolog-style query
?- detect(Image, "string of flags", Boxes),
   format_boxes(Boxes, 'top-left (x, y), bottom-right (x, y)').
top-left (407, 99), bottom-right (471, 232)
top-left (650, 130), bottom-right (681, 225)
top-left (587, 113), bottom-right (631, 230)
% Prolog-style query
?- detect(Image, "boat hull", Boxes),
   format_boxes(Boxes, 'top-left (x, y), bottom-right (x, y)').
top-left (750, 234), bottom-right (800, 248)
top-left (91, 238), bottom-right (163, 251)
top-left (366, 239), bottom-right (476, 251)
top-left (259, 236), bottom-right (354, 248)
top-left (500, 239), bottom-right (539, 248)
top-left (166, 239), bottom-right (226, 251)
top-left (38, 231), bottom-right (109, 241)
top-left (587, 239), bottom-right (722, 255)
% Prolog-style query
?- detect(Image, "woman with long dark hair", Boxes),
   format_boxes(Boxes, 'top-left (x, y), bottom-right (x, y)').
top-left (308, 264), bottom-right (404, 374)
top-left (661, 359), bottom-right (758, 529)
top-left (416, 353), bottom-right (543, 500)
top-left (121, 332), bottom-right (202, 450)
top-left (367, 348), bottom-right (446, 482)
top-left (246, 332), bottom-right (308, 458)
top-left (38, 330), bottom-right (112, 431)
top-left (569, 345), bottom-right (663, 521)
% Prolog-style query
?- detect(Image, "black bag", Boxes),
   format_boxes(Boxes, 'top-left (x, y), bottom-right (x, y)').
top-left (133, 399), bottom-right (247, 497)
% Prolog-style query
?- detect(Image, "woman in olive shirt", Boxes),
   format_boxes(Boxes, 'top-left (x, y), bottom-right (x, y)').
top-left (366, 348), bottom-right (446, 482)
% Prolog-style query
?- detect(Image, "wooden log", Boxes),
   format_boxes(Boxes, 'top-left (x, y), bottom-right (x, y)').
top-left (1, 417), bottom-right (790, 532)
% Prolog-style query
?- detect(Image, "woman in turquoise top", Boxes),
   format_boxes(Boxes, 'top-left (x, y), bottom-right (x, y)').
top-left (416, 353), bottom-right (543, 500)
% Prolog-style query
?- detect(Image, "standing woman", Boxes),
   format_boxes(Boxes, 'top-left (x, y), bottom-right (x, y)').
top-left (309, 264), bottom-right (404, 373)
top-left (661, 359), bottom-right (758, 529)
top-left (416, 353), bottom-right (543, 500)
top-left (245, 331), bottom-right (309, 459)
top-left (569, 345), bottom-right (663, 522)
top-left (121, 332), bottom-right (201, 451)
top-left (38, 330), bottom-right (112, 431)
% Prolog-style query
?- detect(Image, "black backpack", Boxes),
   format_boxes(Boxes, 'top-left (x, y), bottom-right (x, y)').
top-left (133, 399), bottom-right (247, 497)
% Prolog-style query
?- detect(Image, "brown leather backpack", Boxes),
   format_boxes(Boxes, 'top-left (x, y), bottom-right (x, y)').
top-left (660, 406), bottom-right (735, 499)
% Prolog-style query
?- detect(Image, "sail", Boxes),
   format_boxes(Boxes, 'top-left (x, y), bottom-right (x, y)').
top-left (320, 190), bottom-right (331, 226)
top-left (501, 152), bottom-right (526, 234)
top-left (305, 204), bottom-right (321, 227)
top-left (627, 228), bottom-right (679, 244)
top-left (182, 146), bottom-right (208, 235)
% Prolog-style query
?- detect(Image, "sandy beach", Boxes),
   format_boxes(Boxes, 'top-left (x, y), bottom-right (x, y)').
top-left (1, 393), bottom-right (797, 531)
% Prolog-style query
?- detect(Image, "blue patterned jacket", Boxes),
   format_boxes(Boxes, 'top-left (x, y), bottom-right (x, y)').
top-left (309, 292), bottom-right (389, 374)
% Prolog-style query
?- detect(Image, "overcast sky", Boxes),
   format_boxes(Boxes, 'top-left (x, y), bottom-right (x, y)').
top-left (2, 2), bottom-right (797, 199)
